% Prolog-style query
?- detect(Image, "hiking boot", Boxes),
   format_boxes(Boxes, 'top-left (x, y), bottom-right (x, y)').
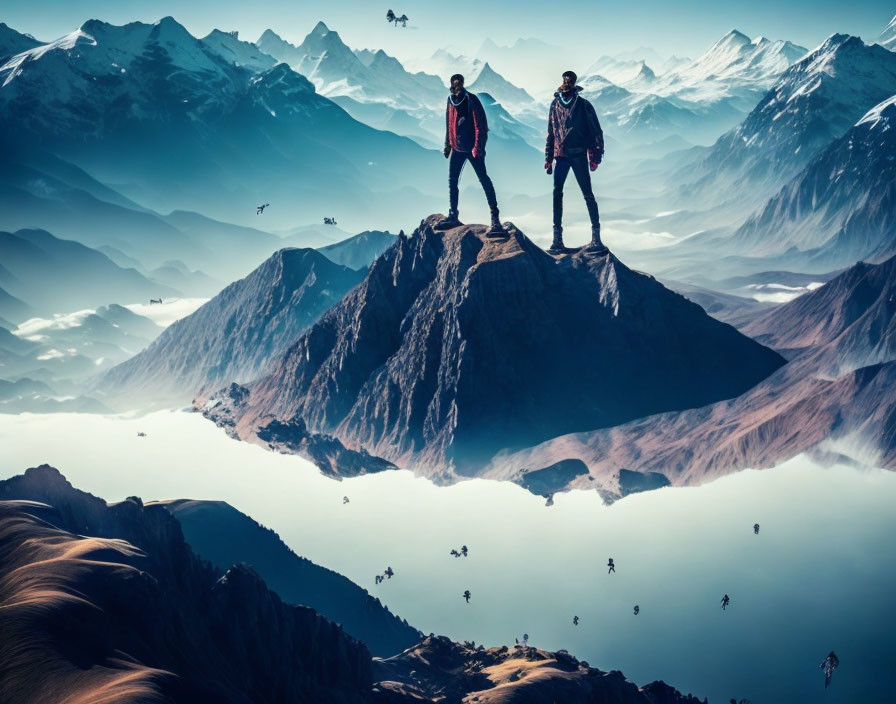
top-left (486, 209), bottom-right (508, 238)
top-left (547, 226), bottom-right (566, 254)
top-left (434, 212), bottom-right (463, 230)
top-left (584, 225), bottom-right (609, 255)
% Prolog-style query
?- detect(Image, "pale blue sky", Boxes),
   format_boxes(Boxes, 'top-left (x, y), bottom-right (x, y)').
top-left (4, 0), bottom-right (893, 67)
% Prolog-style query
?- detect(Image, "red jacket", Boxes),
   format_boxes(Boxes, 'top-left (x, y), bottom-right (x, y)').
top-left (445, 91), bottom-right (488, 156)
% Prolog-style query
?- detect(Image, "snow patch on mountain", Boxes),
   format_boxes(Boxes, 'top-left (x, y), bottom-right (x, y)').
top-left (878, 15), bottom-right (896, 51)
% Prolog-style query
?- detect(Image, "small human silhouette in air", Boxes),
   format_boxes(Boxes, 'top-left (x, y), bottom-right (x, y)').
top-left (721, 594), bottom-right (730, 610)
top-left (256, 203), bottom-right (269, 215)
top-left (375, 574), bottom-right (383, 584)
top-left (461, 545), bottom-right (468, 557)
top-left (463, 589), bottom-right (471, 603)
top-left (607, 558), bottom-right (615, 574)
top-left (754, 523), bottom-right (760, 534)
top-left (450, 549), bottom-right (460, 557)
top-left (385, 566), bottom-right (394, 579)
top-left (633, 605), bottom-right (640, 615)
top-left (343, 496), bottom-right (350, 504)
top-left (573, 615), bottom-right (579, 626)
top-left (820, 651), bottom-right (840, 689)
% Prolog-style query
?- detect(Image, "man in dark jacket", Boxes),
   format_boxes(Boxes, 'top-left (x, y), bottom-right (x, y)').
top-left (435, 74), bottom-right (505, 235)
top-left (545, 70), bottom-right (606, 254)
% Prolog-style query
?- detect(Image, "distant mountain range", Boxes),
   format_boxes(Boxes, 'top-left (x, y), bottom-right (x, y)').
top-left (678, 34), bottom-right (896, 213)
top-left (574, 30), bottom-right (807, 151)
top-left (201, 216), bottom-right (783, 478)
top-left (730, 94), bottom-right (896, 270)
top-left (0, 18), bottom-right (442, 231)
top-left (0, 228), bottom-right (178, 312)
top-left (257, 23), bottom-right (444, 112)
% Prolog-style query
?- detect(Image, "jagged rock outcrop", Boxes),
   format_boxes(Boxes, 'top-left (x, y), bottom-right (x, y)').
top-left (0, 465), bottom-right (373, 703)
top-left (100, 247), bottom-right (364, 407)
top-left (516, 459), bottom-right (591, 497)
top-left (201, 382), bottom-right (396, 478)
top-left (203, 215), bottom-right (784, 478)
top-left (372, 636), bottom-right (708, 704)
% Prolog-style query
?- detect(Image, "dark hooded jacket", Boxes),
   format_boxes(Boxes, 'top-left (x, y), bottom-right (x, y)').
top-left (445, 90), bottom-right (488, 155)
top-left (545, 86), bottom-right (604, 162)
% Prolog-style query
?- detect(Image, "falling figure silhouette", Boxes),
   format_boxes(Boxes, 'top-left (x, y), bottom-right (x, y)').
top-left (721, 594), bottom-right (730, 610)
top-left (573, 615), bottom-right (579, 626)
top-left (633, 605), bottom-right (640, 615)
top-left (820, 651), bottom-right (839, 689)
top-left (607, 558), bottom-right (615, 574)
top-left (754, 523), bottom-right (760, 534)
top-left (463, 590), bottom-right (471, 603)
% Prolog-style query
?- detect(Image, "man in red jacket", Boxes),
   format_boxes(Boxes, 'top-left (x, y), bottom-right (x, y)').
top-left (545, 70), bottom-right (606, 255)
top-left (435, 74), bottom-right (505, 236)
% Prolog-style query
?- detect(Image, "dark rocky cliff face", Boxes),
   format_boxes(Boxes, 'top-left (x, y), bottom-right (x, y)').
top-left (160, 497), bottom-right (422, 657)
top-left (216, 215), bottom-right (784, 477)
top-left (0, 465), bottom-right (373, 703)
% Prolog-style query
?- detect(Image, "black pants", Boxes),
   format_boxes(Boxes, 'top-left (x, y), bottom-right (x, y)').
top-left (553, 154), bottom-right (600, 229)
top-left (449, 150), bottom-right (498, 216)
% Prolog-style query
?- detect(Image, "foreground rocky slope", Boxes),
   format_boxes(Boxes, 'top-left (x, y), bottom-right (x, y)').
top-left (0, 465), bottom-right (372, 703)
top-left (202, 215), bottom-right (783, 479)
top-left (0, 466), bottom-right (708, 703)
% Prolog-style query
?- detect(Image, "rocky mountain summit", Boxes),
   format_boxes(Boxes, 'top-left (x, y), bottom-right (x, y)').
top-left (201, 215), bottom-right (784, 479)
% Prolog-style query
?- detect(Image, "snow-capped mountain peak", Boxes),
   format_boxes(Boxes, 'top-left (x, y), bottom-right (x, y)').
top-left (0, 23), bottom-right (42, 62)
top-left (647, 29), bottom-right (808, 107)
top-left (1, 27), bottom-right (96, 87)
top-left (201, 28), bottom-right (276, 73)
